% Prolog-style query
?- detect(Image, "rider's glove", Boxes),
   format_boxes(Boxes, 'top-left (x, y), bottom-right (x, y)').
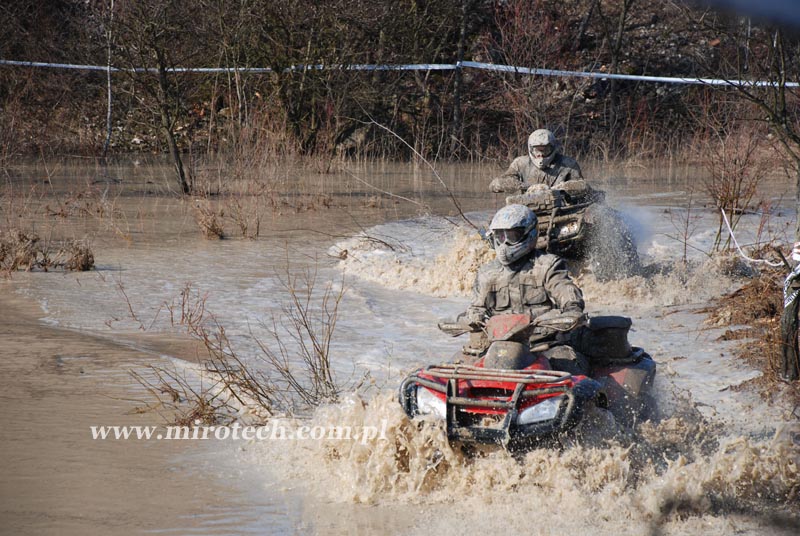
top-left (464, 309), bottom-right (486, 329)
top-left (560, 308), bottom-right (587, 328)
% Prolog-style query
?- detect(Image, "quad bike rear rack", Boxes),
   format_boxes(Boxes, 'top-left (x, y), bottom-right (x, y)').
top-left (399, 364), bottom-right (600, 448)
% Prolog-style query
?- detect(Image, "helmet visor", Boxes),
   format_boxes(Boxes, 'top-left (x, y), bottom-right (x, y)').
top-left (493, 227), bottom-right (527, 246)
top-left (530, 144), bottom-right (553, 158)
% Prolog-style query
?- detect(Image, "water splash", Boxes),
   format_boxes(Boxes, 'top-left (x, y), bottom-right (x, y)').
top-left (336, 226), bottom-right (494, 298)
top-left (249, 392), bottom-right (799, 533)
top-left (336, 220), bottom-right (750, 312)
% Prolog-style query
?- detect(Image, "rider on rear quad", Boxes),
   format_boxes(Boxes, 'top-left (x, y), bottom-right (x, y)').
top-left (489, 129), bottom-right (583, 193)
top-left (489, 129), bottom-right (640, 281)
top-left (458, 204), bottom-right (590, 376)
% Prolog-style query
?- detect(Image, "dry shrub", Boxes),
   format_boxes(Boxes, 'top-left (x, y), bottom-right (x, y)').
top-left (131, 265), bottom-right (355, 423)
top-left (253, 267), bottom-right (347, 407)
top-left (131, 364), bottom-right (241, 426)
top-left (1, 229), bottom-right (95, 273)
top-left (225, 196), bottom-right (260, 238)
top-left (57, 239), bottom-right (95, 271)
top-left (222, 182), bottom-right (273, 239)
top-left (132, 317), bottom-right (278, 425)
top-left (131, 285), bottom-right (274, 425)
top-left (0, 229), bottom-right (42, 271)
top-left (192, 200), bottom-right (225, 239)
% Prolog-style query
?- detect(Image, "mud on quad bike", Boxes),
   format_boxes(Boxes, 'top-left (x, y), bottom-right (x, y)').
top-left (399, 311), bottom-right (656, 450)
top-left (504, 181), bottom-right (640, 281)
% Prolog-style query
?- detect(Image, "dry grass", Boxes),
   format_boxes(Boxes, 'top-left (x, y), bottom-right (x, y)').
top-left (43, 186), bottom-right (132, 242)
top-left (704, 266), bottom-right (800, 405)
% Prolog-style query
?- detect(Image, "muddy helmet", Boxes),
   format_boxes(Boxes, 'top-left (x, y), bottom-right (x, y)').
top-left (528, 129), bottom-right (558, 169)
top-left (489, 204), bottom-right (538, 266)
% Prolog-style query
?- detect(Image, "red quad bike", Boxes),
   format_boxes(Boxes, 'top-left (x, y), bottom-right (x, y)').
top-left (399, 311), bottom-right (657, 450)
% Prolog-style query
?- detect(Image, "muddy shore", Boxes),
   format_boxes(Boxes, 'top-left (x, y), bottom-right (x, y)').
top-left (0, 288), bottom-right (254, 535)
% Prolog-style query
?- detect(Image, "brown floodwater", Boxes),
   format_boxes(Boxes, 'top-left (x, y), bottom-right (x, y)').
top-left (1, 158), bottom-right (798, 535)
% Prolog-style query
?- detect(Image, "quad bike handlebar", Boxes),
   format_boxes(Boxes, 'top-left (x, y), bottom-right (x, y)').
top-left (437, 321), bottom-right (476, 337)
top-left (438, 310), bottom-right (586, 341)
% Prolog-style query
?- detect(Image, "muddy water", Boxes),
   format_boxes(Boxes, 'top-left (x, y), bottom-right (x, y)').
top-left (0, 293), bottom-right (290, 535)
top-left (1, 159), bottom-right (798, 534)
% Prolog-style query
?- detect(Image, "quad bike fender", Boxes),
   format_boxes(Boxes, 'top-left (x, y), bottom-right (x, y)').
top-left (594, 352), bottom-right (656, 425)
top-left (582, 202), bottom-right (606, 226)
top-left (594, 351), bottom-right (656, 401)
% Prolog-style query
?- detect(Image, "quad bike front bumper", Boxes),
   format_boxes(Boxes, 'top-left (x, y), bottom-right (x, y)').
top-left (399, 364), bottom-right (601, 449)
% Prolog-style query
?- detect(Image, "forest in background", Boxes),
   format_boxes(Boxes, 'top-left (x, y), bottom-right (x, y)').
top-left (1, 0), bottom-right (799, 188)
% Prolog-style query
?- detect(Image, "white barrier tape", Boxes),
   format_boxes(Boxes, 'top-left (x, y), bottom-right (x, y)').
top-left (720, 207), bottom-right (784, 267)
top-left (460, 60), bottom-right (800, 87)
top-left (0, 60), bottom-right (455, 74)
top-left (1, 58), bottom-right (797, 87)
top-left (0, 60), bottom-right (114, 72)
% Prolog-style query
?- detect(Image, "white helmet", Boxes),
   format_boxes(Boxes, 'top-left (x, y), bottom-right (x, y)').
top-left (489, 204), bottom-right (538, 266)
top-left (528, 129), bottom-right (558, 169)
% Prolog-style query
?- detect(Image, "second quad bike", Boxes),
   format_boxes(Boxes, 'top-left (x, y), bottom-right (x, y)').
top-left (504, 180), bottom-right (640, 281)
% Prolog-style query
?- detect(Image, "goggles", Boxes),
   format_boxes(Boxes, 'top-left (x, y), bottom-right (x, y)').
top-left (530, 144), bottom-right (553, 158)
top-left (493, 227), bottom-right (527, 245)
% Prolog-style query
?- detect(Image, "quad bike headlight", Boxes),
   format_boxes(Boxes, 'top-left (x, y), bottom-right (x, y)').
top-left (557, 221), bottom-right (580, 238)
top-left (416, 387), bottom-right (446, 419)
top-left (517, 395), bottom-right (564, 425)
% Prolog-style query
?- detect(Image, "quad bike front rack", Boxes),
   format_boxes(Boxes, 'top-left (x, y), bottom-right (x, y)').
top-left (399, 364), bottom-right (599, 447)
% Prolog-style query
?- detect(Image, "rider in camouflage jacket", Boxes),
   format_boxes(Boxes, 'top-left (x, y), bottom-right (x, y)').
top-left (461, 204), bottom-right (588, 375)
top-left (490, 129), bottom-right (583, 194)
top-left (465, 252), bottom-right (584, 324)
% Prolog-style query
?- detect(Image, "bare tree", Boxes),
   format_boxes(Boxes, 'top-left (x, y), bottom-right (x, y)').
top-left (731, 29), bottom-right (800, 239)
top-left (111, 0), bottom-right (204, 194)
top-left (680, 9), bottom-right (800, 238)
top-left (483, 0), bottom-right (575, 151)
top-left (101, 0), bottom-right (114, 158)
top-left (690, 98), bottom-right (768, 250)
top-left (598, 0), bottom-right (636, 142)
